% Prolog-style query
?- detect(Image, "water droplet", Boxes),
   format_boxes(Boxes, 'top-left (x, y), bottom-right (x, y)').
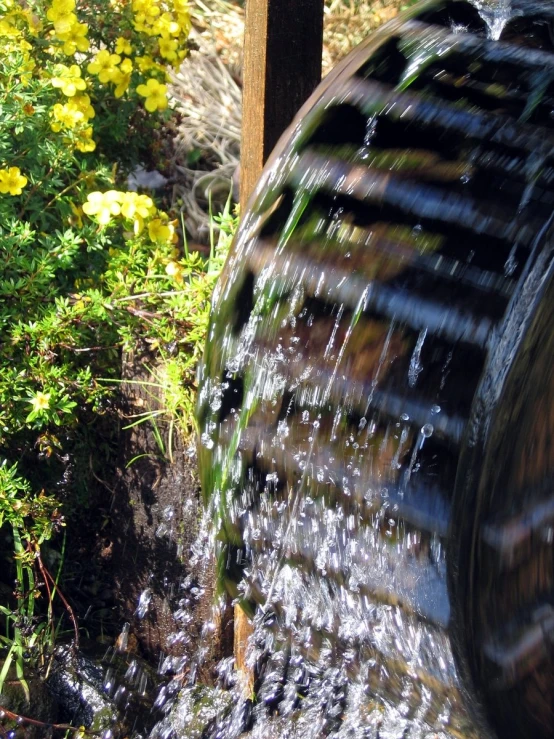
top-left (408, 328), bottom-right (427, 388)
top-left (116, 622), bottom-right (130, 652)
top-left (136, 588), bottom-right (152, 619)
top-left (431, 404), bottom-right (441, 414)
top-left (421, 424), bottom-right (434, 438)
top-left (400, 413), bottom-right (410, 421)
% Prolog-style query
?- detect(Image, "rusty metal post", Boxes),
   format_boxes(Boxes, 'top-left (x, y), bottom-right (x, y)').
top-left (235, 0), bottom-right (325, 691)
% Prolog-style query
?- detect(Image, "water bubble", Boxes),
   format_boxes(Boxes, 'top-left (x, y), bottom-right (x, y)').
top-left (431, 404), bottom-right (441, 415)
top-left (400, 413), bottom-right (410, 422)
top-left (200, 432), bottom-right (214, 450)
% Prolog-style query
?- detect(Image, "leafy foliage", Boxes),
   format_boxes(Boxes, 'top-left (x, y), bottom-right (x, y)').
top-left (0, 0), bottom-right (234, 685)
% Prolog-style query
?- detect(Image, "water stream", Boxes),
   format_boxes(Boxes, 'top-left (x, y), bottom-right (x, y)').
top-left (66, 1), bottom-right (554, 737)
top-left (471, 0), bottom-right (512, 39)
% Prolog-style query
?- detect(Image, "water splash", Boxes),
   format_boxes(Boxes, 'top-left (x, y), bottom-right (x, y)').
top-left (470, 0), bottom-right (512, 38)
top-left (115, 2), bottom-right (554, 737)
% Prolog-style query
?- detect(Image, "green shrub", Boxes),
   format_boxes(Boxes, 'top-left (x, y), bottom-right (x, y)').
top-left (0, 0), bottom-right (233, 682)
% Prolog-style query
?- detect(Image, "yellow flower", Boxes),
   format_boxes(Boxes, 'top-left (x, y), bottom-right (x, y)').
top-left (74, 127), bottom-right (96, 152)
top-left (48, 0), bottom-right (75, 15)
top-left (115, 36), bottom-right (132, 55)
top-left (57, 21), bottom-right (89, 55)
top-left (71, 94), bottom-right (95, 120)
top-left (51, 64), bottom-right (86, 96)
top-left (47, 0), bottom-right (75, 21)
top-left (82, 190), bottom-right (122, 225)
top-left (120, 192), bottom-right (155, 233)
top-left (0, 18), bottom-right (20, 37)
top-left (136, 78), bottom-right (168, 113)
top-left (148, 217), bottom-right (174, 243)
top-left (51, 95), bottom-right (95, 133)
top-left (158, 37), bottom-right (178, 61)
top-left (111, 58), bottom-right (133, 97)
top-left (154, 12), bottom-right (181, 38)
top-left (50, 101), bottom-right (82, 131)
top-left (47, 0), bottom-right (78, 36)
top-left (87, 50), bottom-right (121, 84)
top-left (29, 392), bottom-right (51, 413)
top-left (165, 260), bottom-right (183, 283)
top-left (120, 191), bottom-right (154, 219)
top-left (133, 0), bottom-right (161, 18)
top-left (135, 55), bottom-right (156, 72)
top-left (112, 71), bottom-right (131, 98)
top-left (173, 0), bottom-right (189, 14)
top-left (0, 167), bottom-right (28, 196)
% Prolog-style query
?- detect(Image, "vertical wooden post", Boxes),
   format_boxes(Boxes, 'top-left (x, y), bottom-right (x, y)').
top-left (236, 0), bottom-right (325, 694)
top-left (240, 0), bottom-right (325, 205)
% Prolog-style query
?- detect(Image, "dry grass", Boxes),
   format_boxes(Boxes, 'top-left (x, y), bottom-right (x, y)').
top-left (168, 0), bottom-right (406, 241)
top-left (323, 0), bottom-right (407, 71)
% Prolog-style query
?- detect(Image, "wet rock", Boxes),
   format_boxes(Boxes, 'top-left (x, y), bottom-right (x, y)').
top-left (109, 348), bottom-right (223, 676)
top-left (161, 684), bottom-right (234, 739)
top-left (45, 646), bottom-right (118, 731)
top-left (127, 165), bottom-right (169, 191)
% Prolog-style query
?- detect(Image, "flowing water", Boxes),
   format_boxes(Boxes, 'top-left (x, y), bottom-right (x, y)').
top-left (79, 1), bottom-right (554, 738)
top-left (471, 0), bottom-right (512, 38)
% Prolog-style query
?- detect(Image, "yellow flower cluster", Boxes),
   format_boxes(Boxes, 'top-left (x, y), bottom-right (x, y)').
top-left (0, 167), bottom-right (28, 196)
top-left (51, 94), bottom-right (94, 130)
top-left (0, 8), bottom-right (37, 85)
top-left (47, 0), bottom-right (90, 55)
top-left (131, 0), bottom-right (190, 67)
top-left (87, 50), bottom-right (133, 99)
top-left (82, 190), bottom-right (176, 243)
top-left (44, 0), bottom-right (98, 152)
